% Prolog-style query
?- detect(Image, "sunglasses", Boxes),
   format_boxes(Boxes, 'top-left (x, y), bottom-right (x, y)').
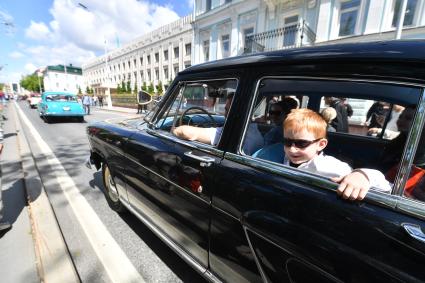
top-left (283, 138), bottom-right (323, 149)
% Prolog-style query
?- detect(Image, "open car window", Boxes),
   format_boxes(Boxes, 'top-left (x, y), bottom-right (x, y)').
top-left (242, 78), bottom-right (422, 194)
top-left (154, 79), bottom-right (237, 143)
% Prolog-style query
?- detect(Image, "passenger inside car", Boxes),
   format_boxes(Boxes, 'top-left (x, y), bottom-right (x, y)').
top-left (172, 92), bottom-right (264, 155)
top-left (253, 107), bottom-right (393, 199)
top-left (263, 97), bottom-right (298, 146)
top-left (283, 108), bottom-right (391, 200)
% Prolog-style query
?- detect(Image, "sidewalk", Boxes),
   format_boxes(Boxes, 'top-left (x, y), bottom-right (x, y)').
top-left (0, 102), bottom-right (79, 283)
top-left (93, 105), bottom-right (139, 114)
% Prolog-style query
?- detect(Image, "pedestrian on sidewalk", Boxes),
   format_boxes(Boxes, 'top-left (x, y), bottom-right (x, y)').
top-left (98, 95), bottom-right (104, 107)
top-left (137, 90), bottom-right (151, 114)
top-left (0, 104), bottom-right (11, 236)
top-left (82, 93), bottom-right (92, 115)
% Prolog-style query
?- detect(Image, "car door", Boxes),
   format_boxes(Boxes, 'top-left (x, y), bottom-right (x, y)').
top-left (124, 78), bottom-right (236, 273)
top-left (210, 76), bottom-right (425, 282)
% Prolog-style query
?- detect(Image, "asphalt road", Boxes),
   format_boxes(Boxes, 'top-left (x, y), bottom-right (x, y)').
top-left (16, 101), bottom-right (207, 283)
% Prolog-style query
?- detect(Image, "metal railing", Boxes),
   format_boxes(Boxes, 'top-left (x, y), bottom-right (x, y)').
top-left (243, 20), bottom-right (316, 55)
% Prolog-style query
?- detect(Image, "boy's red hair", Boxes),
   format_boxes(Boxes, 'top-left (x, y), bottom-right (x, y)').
top-left (284, 108), bottom-right (327, 138)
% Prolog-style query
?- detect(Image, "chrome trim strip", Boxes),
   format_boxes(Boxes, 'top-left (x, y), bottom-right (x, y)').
top-left (243, 226), bottom-right (270, 283)
top-left (124, 152), bottom-right (210, 205)
top-left (211, 203), bottom-right (240, 221)
top-left (118, 199), bottom-right (223, 282)
top-left (225, 152), bottom-right (398, 209)
top-left (393, 88), bottom-right (425, 195)
top-left (146, 128), bottom-right (225, 157)
top-left (396, 196), bottom-right (425, 221)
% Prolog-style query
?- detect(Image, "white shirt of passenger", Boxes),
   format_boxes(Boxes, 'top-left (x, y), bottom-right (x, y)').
top-left (284, 152), bottom-right (391, 193)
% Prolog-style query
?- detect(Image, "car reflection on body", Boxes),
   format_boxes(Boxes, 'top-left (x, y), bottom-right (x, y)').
top-left (38, 91), bottom-right (85, 123)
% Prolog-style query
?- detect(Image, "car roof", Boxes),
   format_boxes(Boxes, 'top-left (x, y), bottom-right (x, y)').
top-left (180, 40), bottom-right (425, 75)
top-left (42, 91), bottom-right (76, 96)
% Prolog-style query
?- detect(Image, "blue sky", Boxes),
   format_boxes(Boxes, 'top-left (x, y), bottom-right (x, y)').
top-left (0, 0), bottom-right (192, 83)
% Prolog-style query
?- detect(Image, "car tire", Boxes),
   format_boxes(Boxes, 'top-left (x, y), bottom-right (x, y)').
top-left (78, 116), bottom-right (85, 122)
top-left (102, 163), bottom-right (126, 213)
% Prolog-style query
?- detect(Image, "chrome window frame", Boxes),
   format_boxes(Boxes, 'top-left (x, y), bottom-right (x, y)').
top-left (235, 75), bottom-right (425, 215)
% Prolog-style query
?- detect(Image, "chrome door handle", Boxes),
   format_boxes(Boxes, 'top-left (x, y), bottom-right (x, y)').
top-left (402, 223), bottom-right (425, 243)
top-left (184, 151), bottom-right (215, 167)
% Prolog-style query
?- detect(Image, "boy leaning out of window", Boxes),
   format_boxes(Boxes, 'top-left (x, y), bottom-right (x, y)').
top-left (283, 108), bottom-right (391, 200)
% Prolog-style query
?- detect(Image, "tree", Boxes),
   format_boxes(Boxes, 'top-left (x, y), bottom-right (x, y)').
top-left (148, 82), bottom-right (155, 95)
top-left (134, 82), bottom-right (138, 94)
top-left (121, 81), bottom-right (126, 93)
top-left (86, 86), bottom-right (90, 94)
top-left (116, 83), bottom-right (121, 94)
top-left (20, 74), bottom-right (43, 92)
top-left (78, 86), bottom-right (82, 94)
top-left (156, 81), bottom-right (163, 96)
top-left (142, 81), bottom-right (147, 92)
top-left (126, 81), bottom-right (131, 93)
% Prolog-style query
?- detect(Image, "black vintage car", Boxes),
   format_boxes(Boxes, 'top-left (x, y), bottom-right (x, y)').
top-left (86, 40), bottom-right (425, 282)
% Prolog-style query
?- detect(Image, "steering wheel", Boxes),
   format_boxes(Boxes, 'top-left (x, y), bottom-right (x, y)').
top-left (178, 106), bottom-right (217, 127)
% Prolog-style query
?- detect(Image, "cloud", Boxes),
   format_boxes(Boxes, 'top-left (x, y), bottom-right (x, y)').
top-left (47, 0), bottom-right (180, 52)
top-left (25, 21), bottom-right (51, 40)
top-left (24, 63), bottom-right (37, 73)
top-left (9, 51), bottom-right (24, 59)
top-left (18, 0), bottom-right (183, 71)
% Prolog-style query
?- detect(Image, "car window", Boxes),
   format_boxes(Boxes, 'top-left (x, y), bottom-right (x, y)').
top-left (242, 78), bottom-right (422, 192)
top-left (154, 79), bottom-right (237, 146)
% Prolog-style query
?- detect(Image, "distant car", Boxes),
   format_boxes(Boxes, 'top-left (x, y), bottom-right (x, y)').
top-left (28, 93), bottom-right (42, 108)
top-left (38, 91), bottom-right (85, 123)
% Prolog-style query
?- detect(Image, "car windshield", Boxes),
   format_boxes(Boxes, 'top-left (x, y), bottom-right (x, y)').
top-left (46, 95), bottom-right (77, 102)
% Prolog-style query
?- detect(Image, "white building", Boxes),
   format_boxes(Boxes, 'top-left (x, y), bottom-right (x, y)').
top-left (192, 0), bottom-right (425, 64)
top-left (82, 14), bottom-right (193, 95)
top-left (42, 64), bottom-right (85, 94)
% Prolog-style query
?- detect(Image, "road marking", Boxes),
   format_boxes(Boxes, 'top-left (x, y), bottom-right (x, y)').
top-left (15, 102), bottom-right (145, 283)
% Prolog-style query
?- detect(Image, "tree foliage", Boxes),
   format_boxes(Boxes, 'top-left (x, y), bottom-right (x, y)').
top-left (134, 82), bottom-right (138, 94)
top-left (20, 73), bottom-right (43, 92)
top-left (121, 81), bottom-right (126, 93)
top-left (156, 81), bottom-right (163, 96)
top-left (142, 81), bottom-right (147, 91)
top-left (148, 82), bottom-right (155, 94)
top-left (126, 81), bottom-right (131, 93)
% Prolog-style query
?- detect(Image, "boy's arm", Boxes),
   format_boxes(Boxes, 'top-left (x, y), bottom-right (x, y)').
top-left (332, 169), bottom-right (391, 201)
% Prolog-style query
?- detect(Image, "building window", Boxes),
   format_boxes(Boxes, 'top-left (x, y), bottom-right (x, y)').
top-left (155, 68), bottom-right (159, 80)
top-left (140, 71), bottom-right (143, 81)
top-left (140, 57), bottom-right (143, 66)
top-left (134, 59), bottom-right (137, 67)
top-left (392, 0), bottom-right (418, 27)
top-left (221, 34), bottom-right (230, 58)
top-left (283, 15), bottom-right (299, 47)
top-left (164, 67), bottom-right (168, 79)
top-left (128, 61), bottom-right (131, 68)
top-left (185, 43), bottom-right (191, 56)
top-left (339, 0), bottom-right (361, 37)
top-left (174, 47), bottom-right (179, 59)
top-left (203, 40), bottom-right (210, 61)
top-left (147, 55), bottom-right (151, 64)
top-left (155, 52), bottom-right (159, 63)
top-left (206, 0), bottom-right (211, 11)
top-left (164, 50), bottom-right (168, 61)
top-left (174, 65), bottom-right (179, 77)
top-left (147, 70), bottom-right (151, 81)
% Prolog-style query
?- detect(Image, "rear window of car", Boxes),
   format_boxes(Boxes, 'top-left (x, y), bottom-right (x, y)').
top-left (46, 95), bottom-right (77, 102)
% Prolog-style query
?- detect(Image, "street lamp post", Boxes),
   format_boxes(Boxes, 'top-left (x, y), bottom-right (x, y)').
top-left (77, 2), bottom-right (113, 109)
top-left (37, 71), bottom-right (43, 93)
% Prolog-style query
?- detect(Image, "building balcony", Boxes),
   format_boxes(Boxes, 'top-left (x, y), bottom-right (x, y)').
top-left (243, 20), bottom-right (316, 55)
